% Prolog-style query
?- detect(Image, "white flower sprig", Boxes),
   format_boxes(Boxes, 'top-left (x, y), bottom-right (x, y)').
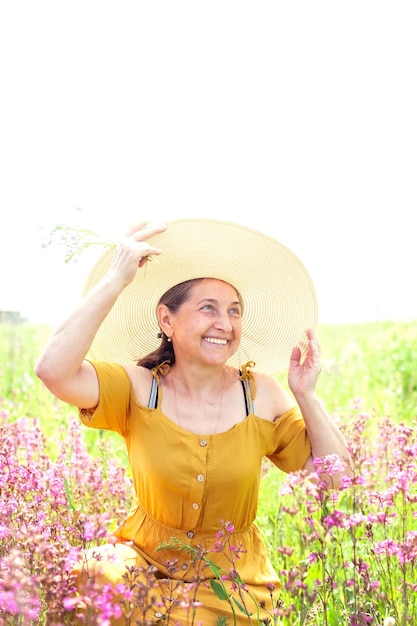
top-left (41, 224), bottom-right (116, 264)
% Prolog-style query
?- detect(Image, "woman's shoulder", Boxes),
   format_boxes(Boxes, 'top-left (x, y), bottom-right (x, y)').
top-left (252, 370), bottom-right (295, 421)
top-left (122, 363), bottom-right (153, 406)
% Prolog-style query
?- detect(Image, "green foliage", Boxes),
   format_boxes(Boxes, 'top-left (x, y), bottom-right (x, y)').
top-left (257, 410), bottom-right (417, 625)
top-left (0, 322), bottom-right (127, 461)
top-left (1, 318), bottom-right (417, 624)
top-left (2, 319), bottom-right (416, 439)
top-left (274, 320), bottom-right (417, 422)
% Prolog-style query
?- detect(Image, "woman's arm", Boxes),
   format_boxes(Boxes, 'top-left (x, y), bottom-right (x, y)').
top-left (288, 329), bottom-right (353, 487)
top-left (34, 221), bottom-right (166, 408)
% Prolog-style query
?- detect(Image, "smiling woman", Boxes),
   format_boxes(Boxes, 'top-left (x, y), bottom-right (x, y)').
top-left (158, 279), bottom-right (242, 368)
top-left (81, 218), bottom-right (318, 373)
top-left (138, 278), bottom-right (243, 372)
top-left (35, 218), bottom-right (352, 625)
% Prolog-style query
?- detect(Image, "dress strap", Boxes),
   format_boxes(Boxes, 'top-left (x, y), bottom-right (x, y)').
top-left (239, 361), bottom-right (256, 416)
top-left (148, 361), bottom-right (171, 409)
top-left (148, 377), bottom-right (159, 409)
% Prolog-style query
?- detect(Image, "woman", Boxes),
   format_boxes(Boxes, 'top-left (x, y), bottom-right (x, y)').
top-left (35, 218), bottom-right (352, 625)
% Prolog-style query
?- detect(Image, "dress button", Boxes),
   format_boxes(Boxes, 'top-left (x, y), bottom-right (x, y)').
top-left (197, 474), bottom-right (205, 482)
top-left (187, 531), bottom-right (194, 539)
top-left (192, 502), bottom-right (200, 510)
top-left (199, 439), bottom-right (208, 447)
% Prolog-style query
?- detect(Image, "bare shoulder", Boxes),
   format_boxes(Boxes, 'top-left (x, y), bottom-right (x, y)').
top-left (122, 364), bottom-right (153, 406)
top-left (252, 370), bottom-right (295, 422)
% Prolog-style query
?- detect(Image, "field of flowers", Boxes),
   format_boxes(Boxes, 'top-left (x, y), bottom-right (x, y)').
top-left (1, 320), bottom-right (417, 625)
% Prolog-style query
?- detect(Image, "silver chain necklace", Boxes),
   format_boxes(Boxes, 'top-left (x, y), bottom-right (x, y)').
top-left (171, 373), bottom-right (227, 434)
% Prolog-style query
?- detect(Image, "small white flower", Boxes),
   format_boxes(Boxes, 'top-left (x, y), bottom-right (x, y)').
top-left (41, 223), bottom-right (115, 263)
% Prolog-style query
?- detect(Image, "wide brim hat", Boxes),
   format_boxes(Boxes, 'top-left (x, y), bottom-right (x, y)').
top-left (83, 218), bottom-right (318, 375)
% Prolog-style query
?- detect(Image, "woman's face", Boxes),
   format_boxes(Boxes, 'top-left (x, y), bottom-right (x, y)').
top-left (161, 278), bottom-right (242, 367)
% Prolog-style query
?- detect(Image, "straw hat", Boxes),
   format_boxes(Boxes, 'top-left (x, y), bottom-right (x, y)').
top-left (83, 218), bottom-right (318, 375)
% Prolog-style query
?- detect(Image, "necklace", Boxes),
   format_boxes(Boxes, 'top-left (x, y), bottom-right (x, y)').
top-left (171, 371), bottom-right (227, 435)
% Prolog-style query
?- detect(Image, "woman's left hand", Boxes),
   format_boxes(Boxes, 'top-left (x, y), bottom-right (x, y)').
top-left (288, 329), bottom-right (321, 398)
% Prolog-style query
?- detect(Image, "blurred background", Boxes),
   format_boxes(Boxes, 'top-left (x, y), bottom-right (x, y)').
top-left (1, 1), bottom-right (416, 327)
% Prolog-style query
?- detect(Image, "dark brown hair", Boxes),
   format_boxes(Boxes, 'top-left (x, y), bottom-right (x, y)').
top-left (137, 278), bottom-right (205, 369)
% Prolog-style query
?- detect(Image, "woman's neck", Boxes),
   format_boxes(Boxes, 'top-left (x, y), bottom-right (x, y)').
top-left (168, 362), bottom-right (230, 396)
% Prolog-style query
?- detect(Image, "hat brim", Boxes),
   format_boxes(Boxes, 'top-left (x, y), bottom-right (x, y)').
top-left (83, 218), bottom-right (318, 375)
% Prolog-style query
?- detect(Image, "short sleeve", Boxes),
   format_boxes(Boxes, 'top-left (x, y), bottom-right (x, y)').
top-left (266, 406), bottom-right (312, 473)
top-left (78, 361), bottom-right (133, 436)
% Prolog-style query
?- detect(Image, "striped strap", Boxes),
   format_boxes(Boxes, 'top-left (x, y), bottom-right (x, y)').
top-left (148, 376), bottom-right (159, 409)
top-left (148, 375), bottom-right (253, 416)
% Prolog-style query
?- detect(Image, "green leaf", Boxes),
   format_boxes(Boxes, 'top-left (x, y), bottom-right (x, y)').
top-left (207, 560), bottom-right (225, 578)
top-left (64, 476), bottom-right (75, 511)
top-left (210, 579), bottom-right (230, 601)
top-left (231, 597), bottom-right (250, 615)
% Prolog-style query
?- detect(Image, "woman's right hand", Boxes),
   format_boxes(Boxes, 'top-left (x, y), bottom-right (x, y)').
top-left (109, 221), bottom-right (166, 288)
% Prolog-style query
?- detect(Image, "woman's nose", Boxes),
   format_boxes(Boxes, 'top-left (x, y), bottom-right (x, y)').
top-left (214, 310), bottom-right (233, 331)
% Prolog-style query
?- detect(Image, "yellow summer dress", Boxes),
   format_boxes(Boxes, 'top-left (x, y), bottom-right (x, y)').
top-left (77, 361), bottom-right (311, 625)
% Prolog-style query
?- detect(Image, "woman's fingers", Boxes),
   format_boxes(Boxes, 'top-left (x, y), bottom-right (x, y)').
top-left (124, 221), bottom-right (166, 241)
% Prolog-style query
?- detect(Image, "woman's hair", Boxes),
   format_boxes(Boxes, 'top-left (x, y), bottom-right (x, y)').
top-left (137, 278), bottom-right (205, 369)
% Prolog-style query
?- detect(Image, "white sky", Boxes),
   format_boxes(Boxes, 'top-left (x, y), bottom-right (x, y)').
top-left (1, 1), bottom-right (416, 326)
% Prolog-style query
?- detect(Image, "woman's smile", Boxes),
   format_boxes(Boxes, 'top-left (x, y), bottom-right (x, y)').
top-left (203, 336), bottom-right (228, 345)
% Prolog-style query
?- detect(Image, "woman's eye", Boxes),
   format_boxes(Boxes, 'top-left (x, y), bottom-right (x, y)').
top-left (229, 308), bottom-right (241, 316)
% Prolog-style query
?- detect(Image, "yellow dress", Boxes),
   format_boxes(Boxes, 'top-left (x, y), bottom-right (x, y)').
top-left (77, 361), bottom-right (311, 625)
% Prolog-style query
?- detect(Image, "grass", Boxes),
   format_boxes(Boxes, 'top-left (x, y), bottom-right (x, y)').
top-left (2, 319), bottom-right (416, 429)
top-left (0, 323), bottom-right (125, 460)
top-left (1, 319), bottom-right (417, 625)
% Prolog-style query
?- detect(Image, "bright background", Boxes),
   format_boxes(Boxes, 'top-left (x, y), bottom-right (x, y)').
top-left (1, 1), bottom-right (416, 326)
